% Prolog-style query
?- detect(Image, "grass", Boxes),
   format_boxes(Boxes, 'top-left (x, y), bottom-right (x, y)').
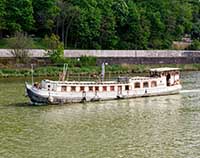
top-left (32, 38), bottom-right (47, 49)
top-left (1, 64), bottom-right (200, 78)
top-left (0, 38), bottom-right (47, 49)
top-left (0, 38), bottom-right (9, 48)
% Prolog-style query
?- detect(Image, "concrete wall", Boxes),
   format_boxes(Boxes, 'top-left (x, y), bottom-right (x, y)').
top-left (0, 49), bottom-right (47, 57)
top-left (61, 49), bottom-right (200, 57)
top-left (1, 57), bottom-right (200, 66)
top-left (1, 49), bottom-right (200, 66)
top-left (0, 49), bottom-right (200, 58)
top-left (64, 50), bottom-right (195, 57)
top-left (96, 57), bottom-right (200, 65)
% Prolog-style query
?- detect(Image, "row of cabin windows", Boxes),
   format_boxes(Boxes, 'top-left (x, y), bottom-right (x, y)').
top-left (61, 86), bottom-right (115, 92)
top-left (135, 81), bottom-right (157, 89)
top-left (60, 81), bottom-right (157, 92)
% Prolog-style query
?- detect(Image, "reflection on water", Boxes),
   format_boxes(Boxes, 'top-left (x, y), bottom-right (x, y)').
top-left (0, 72), bottom-right (200, 158)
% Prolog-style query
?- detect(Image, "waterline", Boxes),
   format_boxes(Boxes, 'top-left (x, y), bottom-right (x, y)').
top-left (180, 89), bottom-right (200, 93)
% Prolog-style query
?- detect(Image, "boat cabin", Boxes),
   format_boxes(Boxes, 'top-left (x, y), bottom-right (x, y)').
top-left (149, 67), bottom-right (180, 87)
top-left (34, 67), bottom-right (181, 94)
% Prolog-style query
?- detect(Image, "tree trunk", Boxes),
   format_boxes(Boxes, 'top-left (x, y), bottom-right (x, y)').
top-left (64, 18), bottom-right (73, 48)
top-left (61, 20), bottom-right (65, 42)
top-left (0, 30), bottom-right (3, 38)
top-left (56, 17), bottom-right (60, 35)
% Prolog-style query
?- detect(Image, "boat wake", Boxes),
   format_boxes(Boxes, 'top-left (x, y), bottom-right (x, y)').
top-left (180, 89), bottom-right (200, 93)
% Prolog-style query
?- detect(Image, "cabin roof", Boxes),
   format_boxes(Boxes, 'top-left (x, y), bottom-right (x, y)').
top-left (44, 79), bottom-right (118, 84)
top-left (150, 67), bottom-right (180, 72)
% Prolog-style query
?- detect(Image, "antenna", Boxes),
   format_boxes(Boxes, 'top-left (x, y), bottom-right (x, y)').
top-left (101, 63), bottom-right (105, 81)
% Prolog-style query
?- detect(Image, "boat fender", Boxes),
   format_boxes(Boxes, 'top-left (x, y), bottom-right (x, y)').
top-left (82, 97), bottom-right (86, 102)
top-left (95, 91), bottom-right (98, 97)
top-left (82, 91), bottom-right (86, 102)
top-left (48, 96), bottom-right (54, 103)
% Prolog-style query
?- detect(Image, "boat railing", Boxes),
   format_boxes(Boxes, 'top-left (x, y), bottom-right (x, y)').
top-left (130, 76), bottom-right (160, 81)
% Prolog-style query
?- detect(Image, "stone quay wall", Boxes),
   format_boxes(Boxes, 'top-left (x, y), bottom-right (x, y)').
top-left (96, 57), bottom-right (200, 65)
top-left (0, 49), bottom-right (200, 58)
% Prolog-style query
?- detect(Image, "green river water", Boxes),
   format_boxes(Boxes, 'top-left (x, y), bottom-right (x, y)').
top-left (0, 72), bottom-right (200, 158)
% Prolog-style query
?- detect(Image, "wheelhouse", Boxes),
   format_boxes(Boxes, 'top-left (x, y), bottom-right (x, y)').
top-left (150, 67), bottom-right (180, 87)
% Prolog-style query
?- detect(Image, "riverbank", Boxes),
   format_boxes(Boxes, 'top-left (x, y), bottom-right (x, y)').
top-left (1, 64), bottom-right (200, 78)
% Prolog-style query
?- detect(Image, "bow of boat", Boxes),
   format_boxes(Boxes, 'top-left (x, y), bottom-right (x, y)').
top-left (25, 82), bottom-right (49, 105)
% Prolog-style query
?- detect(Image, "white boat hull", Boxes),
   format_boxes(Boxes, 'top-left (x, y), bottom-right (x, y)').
top-left (25, 82), bottom-right (182, 105)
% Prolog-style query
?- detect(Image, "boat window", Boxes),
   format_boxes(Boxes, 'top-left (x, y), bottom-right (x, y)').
top-left (135, 82), bottom-right (140, 88)
top-left (103, 86), bottom-right (107, 91)
top-left (89, 86), bottom-right (93, 91)
top-left (125, 85), bottom-right (129, 90)
top-left (61, 86), bottom-right (67, 92)
top-left (151, 81), bottom-right (157, 87)
top-left (80, 86), bottom-right (85, 91)
top-left (110, 86), bottom-right (115, 91)
top-left (71, 86), bottom-right (76, 92)
top-left (143, 82), bottom-right (149, 88)
top-left (95, 86), bottom-right (99, 91)
top-left (118, 86), bottom-right (122, 90)
top-left (176, 72), bottom-right (179, 75)
top-left (48, 84), bottom-right (51, 91)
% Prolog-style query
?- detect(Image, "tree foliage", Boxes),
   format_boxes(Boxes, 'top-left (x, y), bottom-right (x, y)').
top-left (4, 0), bottom-right (34, 33)
top-left (0, 0), bottom-right (6, 32)
top-left (32, 0), bottom-right (59, 36)
top-left (0, 0), bottom-right (199, 50)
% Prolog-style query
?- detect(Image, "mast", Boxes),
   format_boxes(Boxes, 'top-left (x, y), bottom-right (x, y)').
top-left (101, 62), bottom-right (108, 81)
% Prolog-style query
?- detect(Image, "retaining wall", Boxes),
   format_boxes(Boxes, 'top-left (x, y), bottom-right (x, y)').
top-left (1, 49), bottom-right (200, 66)
top-left (96, 57), bottom-right (200, 65)
top-left (0, 49), bottom-right (200, 57)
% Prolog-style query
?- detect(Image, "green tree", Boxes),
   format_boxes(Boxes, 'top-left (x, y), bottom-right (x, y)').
top-left (97, 0), bottom-right (118, 49)
top-left (189, 40), bottom-right (200, 50)
top-left (33, 0), bottom-right (59, 36)
top-left (71, 2), bottom-right (102, 49)
top-left (0, 0), bottom-right (6, 37)
top-left (55, 0), bottom-right (80, 47)
top-left (44, 34), bottom-right (64, 63)
top-left (191, 0), bottom-right (200, 40)
top-left (0, 0), bottom-right (199, 50)
top-left (4, 0), bottom-right (34, 33)
top-left (116, 1), bottom-right (150, 49)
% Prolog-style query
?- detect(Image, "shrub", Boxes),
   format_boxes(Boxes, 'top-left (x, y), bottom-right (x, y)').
top-left (79, 56), bottom-right (97, 67)
top-left (189, 40), bottom-right (200, 50)
top-left (7, 32), bottom-right (33, 63)
top-left (44, 34), bottom-right (65, 63)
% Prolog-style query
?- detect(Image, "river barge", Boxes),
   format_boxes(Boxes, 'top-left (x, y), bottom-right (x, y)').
top-left (25, 67), bottom-right (182, 105)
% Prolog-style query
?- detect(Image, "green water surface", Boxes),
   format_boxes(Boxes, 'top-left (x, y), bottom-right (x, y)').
top-left (0, 72), bottom-right (200, 158)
